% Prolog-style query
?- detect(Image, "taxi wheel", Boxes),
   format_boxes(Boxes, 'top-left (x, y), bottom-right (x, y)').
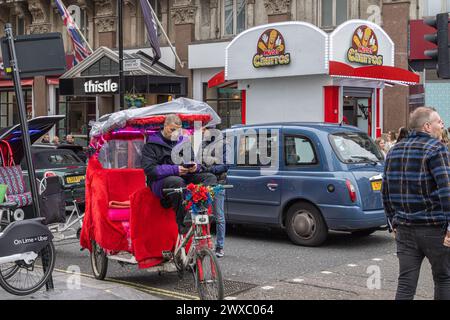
top-left (285, 202), bottom-right (328, 247)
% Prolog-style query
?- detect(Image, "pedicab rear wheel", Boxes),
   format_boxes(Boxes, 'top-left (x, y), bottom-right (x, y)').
top-left (0, 242), bottom-right (55, 296)
top-left (90, 240), bottom-right (108, 280)
top-left (195, 247), bottom-right (224, 300)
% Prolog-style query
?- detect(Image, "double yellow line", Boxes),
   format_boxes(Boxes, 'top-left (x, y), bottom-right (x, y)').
top-left (53, 268), bottom-right (199, 300)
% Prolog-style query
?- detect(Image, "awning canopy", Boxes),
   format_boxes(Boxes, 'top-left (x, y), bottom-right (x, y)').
top-left (207, 70), bottom-right (237, 88)
top-left (0, 79), bottom-right (34, 88)
top-left (329, 61), bottom-right (420, 86)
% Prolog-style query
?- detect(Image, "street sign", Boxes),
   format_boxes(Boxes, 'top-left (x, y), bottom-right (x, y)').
top-left (0, 32), bottom-right (66, 78)
top-left (124, 58), bottom-right (141, 71)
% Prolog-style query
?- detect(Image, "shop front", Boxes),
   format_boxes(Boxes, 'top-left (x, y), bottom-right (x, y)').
top-left (209, 20), bottom-right (419, 138)
top-left (59, 47), bottom-right (187, 145)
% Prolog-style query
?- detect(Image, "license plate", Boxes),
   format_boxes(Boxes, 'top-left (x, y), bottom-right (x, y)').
top-left (371, 180), bottom-right (382, 191)
top-left (66, 175), bottom-right (85, 184)
top-left (194, 214), bottom-right (209, 225)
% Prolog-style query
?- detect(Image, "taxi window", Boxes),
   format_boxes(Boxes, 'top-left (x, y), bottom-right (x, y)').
top-left (329, 132), bottom-right (383, 164)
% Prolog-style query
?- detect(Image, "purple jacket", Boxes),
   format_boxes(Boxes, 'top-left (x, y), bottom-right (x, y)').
top-left (141, 132), bottom-right (199, 198)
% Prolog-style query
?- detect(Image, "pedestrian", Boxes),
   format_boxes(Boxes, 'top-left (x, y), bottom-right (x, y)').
top-left (64, 134), bottom-right (75, 145)
top-left (385, 131), bottom-right (396, 151)
top-left (201, 126), bottom-right (230, 258)
top-left (41, 134), bottom-right (50, 144)
top-left (51, 136), bottom-right (60, 145)
top-left (375, 137), bottom-right (387, 157)
top-left (396, 127), bottom-right (409, 143)
top-left (382, 106), bottom-right (450, 300)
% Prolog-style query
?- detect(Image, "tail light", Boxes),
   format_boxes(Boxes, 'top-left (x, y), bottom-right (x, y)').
top-left (346, 179), bottom-right (357, 202)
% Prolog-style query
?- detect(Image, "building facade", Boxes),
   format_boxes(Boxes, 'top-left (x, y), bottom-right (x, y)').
top-left (0, 0), bottom-right (420, 141)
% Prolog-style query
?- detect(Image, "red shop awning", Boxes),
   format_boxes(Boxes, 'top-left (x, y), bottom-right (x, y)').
top-left (207, 70), bottom-right (237, 88)
top-left (0, 79), bottom-right (34, 88)
top-left (329, 61), bottom-right (420, 86)
top-left (46, 77), bottom-right (59, 85)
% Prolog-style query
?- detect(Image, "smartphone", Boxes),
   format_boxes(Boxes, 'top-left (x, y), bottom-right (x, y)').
top-left (182, 163), bottom-right (196, 168)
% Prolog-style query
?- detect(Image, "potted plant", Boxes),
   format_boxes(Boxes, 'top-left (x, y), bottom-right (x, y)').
top-left (124, 94), bottom-right (146, 108)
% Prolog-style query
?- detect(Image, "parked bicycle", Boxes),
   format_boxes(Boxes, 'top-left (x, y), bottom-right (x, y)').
top-left (0, 211), bottom-right (55, 296)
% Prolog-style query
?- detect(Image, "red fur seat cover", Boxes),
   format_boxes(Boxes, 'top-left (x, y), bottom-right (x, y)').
top-left (80, 158), bottom-right (178, 269)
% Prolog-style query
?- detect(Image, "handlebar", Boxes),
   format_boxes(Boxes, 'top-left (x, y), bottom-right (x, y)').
top-left (162, 184), bottom-right (233, 195)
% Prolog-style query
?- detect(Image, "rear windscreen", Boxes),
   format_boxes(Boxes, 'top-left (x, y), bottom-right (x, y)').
top-left (329, 132), bottom-right (383, 164)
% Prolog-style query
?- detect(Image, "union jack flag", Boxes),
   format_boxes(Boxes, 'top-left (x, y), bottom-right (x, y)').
top-left (54, 0), bottom-right (92, 65)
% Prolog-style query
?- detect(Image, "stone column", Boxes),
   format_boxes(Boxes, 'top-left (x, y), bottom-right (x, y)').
top-left (171, 1), bottom-right (197, 98)
top-left (161, 1), bottom-right (169, 45)
top-left (247, 0), bottom-right (255, 29)
top-left (33, 76), bottom-right (47, 117)
top-left (264, 0), bottom-right (291, 23)
top-left (94, 0), bottom-right (116, 48)
top-left (382, 1), bottom-right (410, 132)
top-left (210, 0), bottom-right (219, 39)
top-left (124, 0), bottom-right (137, 47)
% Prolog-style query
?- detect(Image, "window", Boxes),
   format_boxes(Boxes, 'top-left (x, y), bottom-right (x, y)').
top-left (329, 132), bottom-right (383, 164)
top-left (284, 136), bottom-right (317, 166)
top-left (237, 131), bottom-right (278, 167)
top-left (321, 0), bottom-right (347, 28)
top-left (16, 16), bottom-right (25, 35)
top-left (423, 0), bottom-right (450, 16)
top-left (223, 0), bottom-right (246, 36)
top-left (0, 89), bottom-right (32, 127)
top-left (48, 153), bottom-right (82, 166)
top-left (67, 5), bottom-right (89, 42)
top-left (81, 57), bottom-right (119, 76)
top-left (203, 84), bottom-right (242, 130)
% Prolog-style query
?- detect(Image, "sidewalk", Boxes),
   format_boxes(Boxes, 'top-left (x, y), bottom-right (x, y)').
top-left (0, 270), bottom-right (162, 300)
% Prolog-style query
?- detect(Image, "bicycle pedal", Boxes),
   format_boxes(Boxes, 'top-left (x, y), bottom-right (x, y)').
top-left (162, 250), bottom-right (173, 261)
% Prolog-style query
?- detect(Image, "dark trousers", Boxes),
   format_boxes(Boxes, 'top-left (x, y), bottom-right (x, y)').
top-left (162, 173), bottom-right (217, 230)
top-left (395, 224), bottom-right (450, 300)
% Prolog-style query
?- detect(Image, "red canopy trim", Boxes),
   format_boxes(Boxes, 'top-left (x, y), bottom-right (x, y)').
top-left (126, 114), bottom-right (212, 127)
top-left (46, 77), bottom-right (59, 85)
top-left (0, 79), bottom-right (34, 88)
top-left (207, 70), bottom-right (237, 88)
top-left (329, 61), bottom-right (420, 85)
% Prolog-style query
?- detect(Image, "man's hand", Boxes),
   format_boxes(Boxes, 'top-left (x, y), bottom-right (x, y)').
top-left (188, 163), bottom-right (197, 173)
top-left (178, 166), bottom-right (189, 176)
top-left (444, 230), bottom-right (450, 247)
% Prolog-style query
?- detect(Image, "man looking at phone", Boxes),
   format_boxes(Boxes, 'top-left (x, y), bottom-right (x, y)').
top-left (141, 114), bottom-right (217, 234)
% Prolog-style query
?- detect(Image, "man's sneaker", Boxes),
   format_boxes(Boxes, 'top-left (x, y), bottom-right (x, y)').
top-left (215, 247), bottom-right (224, 258)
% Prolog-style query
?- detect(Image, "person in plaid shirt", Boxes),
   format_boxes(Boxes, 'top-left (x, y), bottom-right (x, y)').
top-left (382, 106), bottom-right (450, 300)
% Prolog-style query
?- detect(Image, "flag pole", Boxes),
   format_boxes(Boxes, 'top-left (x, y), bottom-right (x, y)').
top-left (119, 0), bottom-right (125, 110)
top-left (147, 1), bottom-right (184, 68)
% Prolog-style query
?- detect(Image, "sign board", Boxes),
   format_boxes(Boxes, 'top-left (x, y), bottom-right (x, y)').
top-left (1, 32), bottom-right (66, 78)
top-left (253, 29), bottom-right (291, 68)
top-left (226, 22), bottom-right (327, 80)
top-left (124, 58), bottom-right (141, 71)
top-left (330, 20), bottom-right (394, 67)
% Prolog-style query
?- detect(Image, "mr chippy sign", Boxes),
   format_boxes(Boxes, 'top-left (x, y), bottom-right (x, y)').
top-left (347, 25), bottom-right (383, 66)
top-left (253, 29), bottom-right (291, 68)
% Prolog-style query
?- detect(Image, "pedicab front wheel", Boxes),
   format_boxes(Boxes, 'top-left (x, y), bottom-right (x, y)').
top-left (195, 247), bottom-right (224, 300)
top-left (90, 240), bottom-right (108, 280)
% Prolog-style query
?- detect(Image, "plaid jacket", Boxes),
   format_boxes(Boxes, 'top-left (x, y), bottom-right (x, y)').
top-left (382, 131), bottom-right (450, 228)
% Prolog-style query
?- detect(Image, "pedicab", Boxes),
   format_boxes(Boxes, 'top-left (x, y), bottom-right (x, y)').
top-left (80, 98), bottom-right (229, 300)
